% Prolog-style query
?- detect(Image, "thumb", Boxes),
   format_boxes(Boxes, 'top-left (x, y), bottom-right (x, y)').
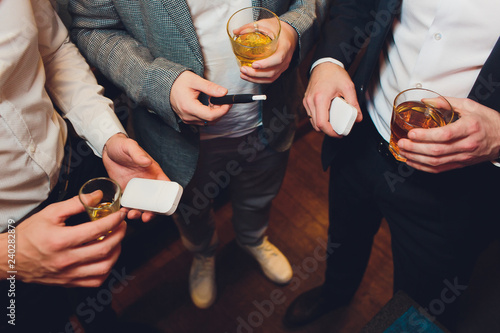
top-left (422, 96), bottom-right (452, 110)
top-left (155, 169), bottom-right (171, 181)
top-left (123, 139), bottom-right (153, 168)
top-left (421, 96), bottom-right (457, 123)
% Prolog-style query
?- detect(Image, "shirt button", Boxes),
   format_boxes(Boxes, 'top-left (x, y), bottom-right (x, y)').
top-left (29, 144), bottom-right (36, 153)
top-left (434, 33), bottom-right (442, 41)
top-left (416, 83), bottom-right (423, 88)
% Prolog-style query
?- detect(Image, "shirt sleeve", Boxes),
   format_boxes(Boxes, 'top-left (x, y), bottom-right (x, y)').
top-left (38, 0), bottom-right (125, 156)
top-left (310, 57), bottom-right (345, 73)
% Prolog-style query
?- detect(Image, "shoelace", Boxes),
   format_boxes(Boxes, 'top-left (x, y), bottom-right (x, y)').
top-left (192, 256), bottom-right (214, 278)
top-left (254, 241), bottom-right (278, 260)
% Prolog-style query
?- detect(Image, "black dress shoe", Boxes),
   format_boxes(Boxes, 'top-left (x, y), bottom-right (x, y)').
top-left (283, 286), bottom-right (349, 328)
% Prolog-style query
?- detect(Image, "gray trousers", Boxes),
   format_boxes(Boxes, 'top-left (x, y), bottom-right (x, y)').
top-left (174, 128), bottom-right (289, 256)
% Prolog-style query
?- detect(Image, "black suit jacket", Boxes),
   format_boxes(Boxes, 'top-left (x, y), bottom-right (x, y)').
top-left (316, 0), bottom-right (500, 169)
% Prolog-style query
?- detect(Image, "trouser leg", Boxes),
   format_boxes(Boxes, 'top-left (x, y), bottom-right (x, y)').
top-left (230, 141), bottom-right (289, 246)
top-left (379, 160), bottom-right (500, 329)
top-left (173, 133), bottom-right (253, 255)
top-left (323, 127), bottom-right (384, 301)
top-left (173, 143), bottom-right (219, 256)
top-left (174, 129), bottom-right (289, 253)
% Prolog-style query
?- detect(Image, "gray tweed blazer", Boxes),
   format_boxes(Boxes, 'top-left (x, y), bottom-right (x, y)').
top-left (69, 0), bottom-right (327, 186)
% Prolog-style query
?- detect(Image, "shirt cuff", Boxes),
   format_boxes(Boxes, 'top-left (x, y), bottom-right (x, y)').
top-left (83, 115), bottom-right (127, 158)
top-left (310, 58), bottom-right (345, 74)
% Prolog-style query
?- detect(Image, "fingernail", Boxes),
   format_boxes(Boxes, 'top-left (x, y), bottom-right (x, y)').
top-left (252, 63), bottom-right (261, 69)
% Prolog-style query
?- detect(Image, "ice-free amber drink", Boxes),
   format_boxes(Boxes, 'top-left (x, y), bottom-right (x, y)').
top-left (89, 201), bottom-right (118, 221)
top-left (227, 7), bottom-right (280, 66)
top-left (388, 88), bottom-right (455, 162)
top-left (232, 31), bottom-right (274, 66)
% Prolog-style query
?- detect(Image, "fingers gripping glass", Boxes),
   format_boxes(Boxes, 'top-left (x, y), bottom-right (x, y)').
top-left (389, 88), bottom-right (456, 162)
top-left (79, 177), bottom-right (121, 240)
top-left (227, 7), bottom-right (281, 67)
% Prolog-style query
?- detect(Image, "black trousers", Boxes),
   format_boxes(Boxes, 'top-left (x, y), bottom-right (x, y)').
top-left (0, 135), bottom-right (118, 333)
top-left (322, 119), bottom-right (500, 328)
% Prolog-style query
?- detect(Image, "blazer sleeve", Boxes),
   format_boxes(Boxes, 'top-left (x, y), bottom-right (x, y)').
top-left (68, 0), bottom-right (184, 131)
top-left (279, 0), bottom-right (329, 62)
top-left (312, 0), bottom-right (379, 70)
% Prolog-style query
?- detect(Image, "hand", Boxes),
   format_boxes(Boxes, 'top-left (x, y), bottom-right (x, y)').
top-left (102, 133), bottom-right (169, 221)
top-left (170, 71), bottom-right (232, 126)
top-left (239, 22), bottom-right (297, 84)
top-left (2, 196), bottom-right (127, 286)
top-left (398, 97), bottom-right (500, 173)
top-left (303, 62), bottom-right (363, 137)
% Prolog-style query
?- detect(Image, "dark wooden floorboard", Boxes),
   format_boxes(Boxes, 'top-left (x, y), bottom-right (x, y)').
top-left (102, 128), bottom-right (499, 333)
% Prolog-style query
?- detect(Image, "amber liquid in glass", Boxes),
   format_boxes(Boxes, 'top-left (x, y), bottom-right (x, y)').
top-left (389, 101), bottom-right (446, 162)
top-left (89, 202), bottom-right (117, 240)
top-left (89, 202), bottom-right (116, 221)
top-left (233, 31), bottom-right (274, 66)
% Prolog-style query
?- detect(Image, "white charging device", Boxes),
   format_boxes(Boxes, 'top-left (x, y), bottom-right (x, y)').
top-left (329, 97), bottom-right (357, 136)
top-left (121, 178), bottom-right (183, 215)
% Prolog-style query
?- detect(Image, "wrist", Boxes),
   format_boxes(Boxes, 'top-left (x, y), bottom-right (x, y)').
top-left (103, 132), bottom-right (128, 155)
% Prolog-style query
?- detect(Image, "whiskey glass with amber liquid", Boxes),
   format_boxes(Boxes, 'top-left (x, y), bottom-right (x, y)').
top-left (79, 177), bottom-right (122, 240)
top-left (389, 88), bottom-right (455, 162)
top-left (227, 7), bottom-right (281, 67)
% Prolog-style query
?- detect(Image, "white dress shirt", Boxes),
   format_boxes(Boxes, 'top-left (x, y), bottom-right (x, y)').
top-left (186, 0), bottom-right (262, 139)
top-left (367, 0), bottom-right (500, 142)
top-left (0, 0), bottom-right (125, 232)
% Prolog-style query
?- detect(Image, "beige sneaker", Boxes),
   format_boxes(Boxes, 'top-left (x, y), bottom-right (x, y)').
top-left (189, 254), bottom-right (216, 309)
top-left (240, 236), bottom-right (293, 284)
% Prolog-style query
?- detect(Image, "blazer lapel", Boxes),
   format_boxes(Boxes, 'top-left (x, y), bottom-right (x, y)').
top-left (355, 0), bottom-right (402, 95)
top-left (468, 37), bottom-right (500, 111)
top-left (160, 0), bottom-right (204, 67)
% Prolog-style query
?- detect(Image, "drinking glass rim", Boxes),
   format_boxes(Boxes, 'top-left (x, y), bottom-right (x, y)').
top-left (78, 177), bottom-right (122, 208)
top-left (393, 87), bottom-right (455, 124)
top-left (226, 6), bottom-right (281, 46)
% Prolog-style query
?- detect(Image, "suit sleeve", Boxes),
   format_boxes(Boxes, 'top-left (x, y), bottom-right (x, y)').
top-left (68, 0), bottom-right (184, 131)
top-left (312, 0), bottom-right (378, 70)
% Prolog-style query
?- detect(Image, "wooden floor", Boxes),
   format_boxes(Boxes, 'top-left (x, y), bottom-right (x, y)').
top-left (104, 128), bottom-right (499, 333)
